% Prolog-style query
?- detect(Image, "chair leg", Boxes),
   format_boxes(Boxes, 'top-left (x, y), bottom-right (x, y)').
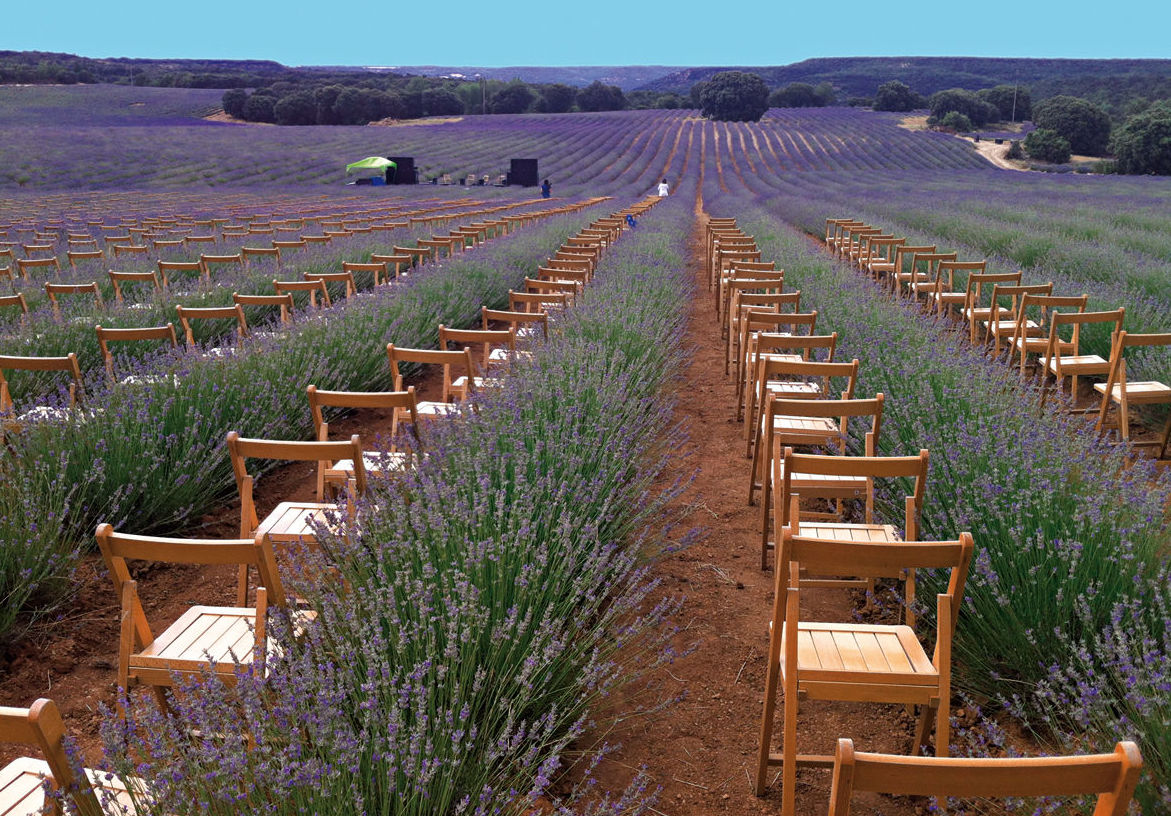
top-left (781, 684), bottom-right (799, 816)
top-left (913, 702), bottom-right (935, 755)
top-left (755, 659), bottom-right (779, 796)
top-left (936, 697), bottom-right (950, 757)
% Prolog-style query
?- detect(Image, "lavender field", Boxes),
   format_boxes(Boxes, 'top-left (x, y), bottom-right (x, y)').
top-left (4, 86), bottom-right (1171, 812)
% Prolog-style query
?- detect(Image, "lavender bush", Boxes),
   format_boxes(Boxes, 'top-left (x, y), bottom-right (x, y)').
top-left (98, 193), bottom-right (694, 815)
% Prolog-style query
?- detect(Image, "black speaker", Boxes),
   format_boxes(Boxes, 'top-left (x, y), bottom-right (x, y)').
top-left (510, 158), bottom-right (539, 187)
top-left (387, 156), bottom-right (416, 185)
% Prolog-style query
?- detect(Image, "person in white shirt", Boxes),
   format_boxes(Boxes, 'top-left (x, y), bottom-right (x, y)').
top-left (657, 178), bottom-right (670, 196)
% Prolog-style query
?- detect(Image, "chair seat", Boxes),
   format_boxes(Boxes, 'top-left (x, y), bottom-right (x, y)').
top-left (135, 604), bottom-right (260, 669)
top-left (413, 400), bottom-right (460, 418)
top-left (796, 522), bottom-right (901, 542)
top-left (0, 756), bottom-right (141, 815)
top-left (766, 414), bottom-right (839, 438)
top-left (780, 621), bottom-right (937, 687)
top-left (488, 348), bottom-right (533, 363)
top-left (764, 380), bottom-right (821, 398)
top-left (770, 466), bottom-right (866, 492)
top-left (1046, 354), bottom-right (1108, 374)
top-left (1094, 380), bottom-right (1171, 401)
top-left (962, 306), bottom-right (994, 321)
top-left (451, 375), bottom-right (503, 391)
top-left (256, 501), bottom-right (335, 542)
top-left (327, 452), bottom-right (412, 481)
top-left (927, 291), bottom-right (965, 304)
top-left (983, 318), bottom-right (1038, 332)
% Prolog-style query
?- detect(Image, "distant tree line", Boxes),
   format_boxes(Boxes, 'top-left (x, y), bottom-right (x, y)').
top-left (220, 76), bottom-right (693, 124)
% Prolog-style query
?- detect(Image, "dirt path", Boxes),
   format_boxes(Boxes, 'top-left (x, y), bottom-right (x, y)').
top-left (587, 203), bottom-right (920, 815)
top-left (967, 138), bottom-right (1029, 172)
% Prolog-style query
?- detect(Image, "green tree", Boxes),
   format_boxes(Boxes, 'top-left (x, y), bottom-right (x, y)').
top-left (977, 85), bottom-right (1031, 122)
top-left (539, 83), bottom-right (576, 113)
top-left (689, 80), bottom-right (709, 110)
top-left (1112, 102), bottom-right (1171, 175)
top-left (940, 111), bottom-right (973, 132)
top-left (769, 82), bottom-right (821, 108)
top-left (699, 71), bottom-right (769, 122)
top-left (873, 80), bottom-right (919, 112)
top-left (1024, 128), bottom-right (1072, 163)
top-left (221, 88), bottom-right (247, 118)
top-left (1032, 95), bottom-right (1112, 155)
top-left (240, 94), bottom-right (275, 123)
top-left (421, 88), bottom-right (464, 116)
top-left (314, 85), bottom-right (343, 124)
top-left (928, 88), bottom-right (999, 127)
top-left (812, 81), bottom-right (836, 106)
top-left (490, 82), bottom-right (534, 114)
top-left (273, 90), bottom-right (317, 125)
top-left (577, 81), bottom-right (626, 112)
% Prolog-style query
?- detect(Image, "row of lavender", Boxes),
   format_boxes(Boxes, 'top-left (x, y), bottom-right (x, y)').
top-left (0, 207), bottom-right (599, 642)
top-left (98, 191), bottom-right (695, 815)
top-left (708, 193), bottom-right (1171, 810)
top-left (0, 106), bottom-right (986, 193)
top-left (740, 168), bottom-right (1171, 387)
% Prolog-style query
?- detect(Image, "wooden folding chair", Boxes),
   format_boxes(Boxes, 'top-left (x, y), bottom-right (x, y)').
top-left (95, 522), bottom-right (302, 727)
top-left (1094, 330), bottom-right (1171, 454)
top-left (274, 278), bottom-right (331, 310)
top-left (1039, 308), bottom-right (1125, 409)
top-left (0, 697), bottom-right (130, 815)
top-left (341, 261), bottom-right (386, 287)
top-left (234, 292), bottom-right (296, 327)
top-left (827, 738), bottom-right (1141, 816)
top-left (861, 236), bottom-right (906, 279)
top-left (438, 325), bottom-right (517, 399)
top-left (305, 271), bottom-right (356, 301)
top-left (175, 304), bottom-right (249, 352)
top-left (740, 332), bottom-right (837, 426)
top-left (45, 282), bottom-right (102, 318)
top-left (370, 253), bottom-right (413, 282)
top-left (959, 270), bottom-right (1023, 344)
top-left (905, 253), bottom-right (959, 302)
top-left (984, 282), bottom-right (1053, 355)
top-left (482, 306), bottom-right (549, 340)
top-left (0, 292), bottom-right (29, 323)
top-left (226, 432), bottom-right (365, 545)
top-left (95, 324), bottom-right (179, 382)
top-left (509, 289), bottom-right (568, 315)
top-left (726, 289), bottom-right (799, 374)
top-left (199, 253), bottom-right (243, 279)
top-left (879, 244), bottom-right (936, 293)
top-left (756, 531), bottom-right (974, 815)
top-left (307, 385), bottom-right (420, 497)
top-left (923, 260), bottom-right (987, 318)
top-left (110, 270), bottom-right (162, 304)
top-left (386, 344), bottom-right (477, 433)
top-left (736, 311), bottom-right (820, 416)
top-left (66, 248), bottom-right (104, 269)
top-left (1010, 294), bottom-right (1089, 378)
top-left (157, 260), bottom-right (203, 288)
top-left (0, 353), bottom-right (85, 419)
top-left (15, 257), bottom-right (60, 279)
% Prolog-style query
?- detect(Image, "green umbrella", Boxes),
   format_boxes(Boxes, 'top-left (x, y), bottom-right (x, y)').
top-left (345, 156), bottom-right (396, 173)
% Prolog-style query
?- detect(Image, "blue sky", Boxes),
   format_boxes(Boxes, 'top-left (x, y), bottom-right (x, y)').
top-left (5, 0), bottom-right (1165, 66)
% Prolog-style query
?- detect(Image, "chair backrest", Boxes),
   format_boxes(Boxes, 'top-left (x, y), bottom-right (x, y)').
top-left (909, 251), bottom-right (957, 280)
top-left (109, 269), bottom-right (161, 303)
top-left (16, 256), bottom-right (60, 278)
top-left (305, 270), bottom-right (356, 299)
top-left (386, 343), bottom-right (476, 402)
top-left (0, 698), bottom-right (102, 816)
top-left (96, 522), bottom-right (283, 613)
top-left (753, 332), bottom-right (838, 363)
top-left (95, 324), bottom-right (179, 381)
top-left (226, 432), bottom-right (367, 533)
top-left (1046, 307), bottom-right (1125, 361)
top-left (934, 259), bottom-right (987, 293)
top-left (199, 253), bottom-right (243, 278)
top-left (175, 304), bottom-right (249, 348)
top-left (234, 292), bottom-right (296, 325)
top-left (157, 260), bottom-right (203, 287)
top-left (482, 306), bottom-right (549, 339)
top-left (779, 529), bottom-right (972, 651)
top-left (45, 282), bottom-right (102, 316)
top-left (0, 292), bottom-right (29, 318)
top-left (307, 384), bottom-right (420, 447)
top-left (734, 291), bottom-right (801, 315)
top-left (757, 355), bottom-right (858, 399)
top-left (828, 738), bottom-right (1142, 816)
top-left (963, 270), bottom-right (1022, 311)
top-left (889, 244), bottom-right (937, 277)
top-left (438, 325), bottom-right (516, 370)
top-left (780, 446), bottom-right (929, 535)
top-left (274, 278), bottom-right (331, 309)
top-left (743, 310), bottom-right (818, 338)
top-left (0, 353), bottom-right (84, 413)
top-left (509, 289), bottom-right (568, 314)
top-left (66, 249), bottom-right (103, 269)
top-left (241, 246), bottom-right (280, 266)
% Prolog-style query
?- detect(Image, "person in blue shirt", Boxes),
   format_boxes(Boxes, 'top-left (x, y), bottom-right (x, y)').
top-left (541, 179), bottom-right (551, 198)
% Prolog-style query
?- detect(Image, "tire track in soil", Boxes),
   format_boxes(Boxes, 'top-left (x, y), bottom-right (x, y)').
top-left (585, 204), bottom-right (921, 816)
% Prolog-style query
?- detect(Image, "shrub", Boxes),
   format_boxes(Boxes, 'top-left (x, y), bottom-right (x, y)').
top-left (1025, 128), bottom-right (1072, 163)
top-left (1033, 95), bottom-right (1112, 156)
top-left (873, 80), bottom-right (920, 112)
top-left (769, 82), bottom-right (823, 108)
top-left (1005, 139), bottom-right (1025, 159)
top-left (273, 91), bottom-right (317, 125)
top-left (239, 93), bottom-right (275, 123)
top-left (220, 88), bottom-right (247, 118)
top-left (576, 81), bottom-right (625, 112)
top-left (420, 88), bottom-right (463, 116)
top-left (939, 111), bottom-right (973, 132)
top-left (699, 71), bottom-right (770, 122)
top-left (929, 88), bottom-right (1000, 127)
top-left (1112, 101), bottom-right (1171, 175)
top-left (489, 82), bottom-right (534, 115)
top-left (977, 84), bottom-right (1031, 121)
top-left (538, 83), bottom-right (576, 113)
